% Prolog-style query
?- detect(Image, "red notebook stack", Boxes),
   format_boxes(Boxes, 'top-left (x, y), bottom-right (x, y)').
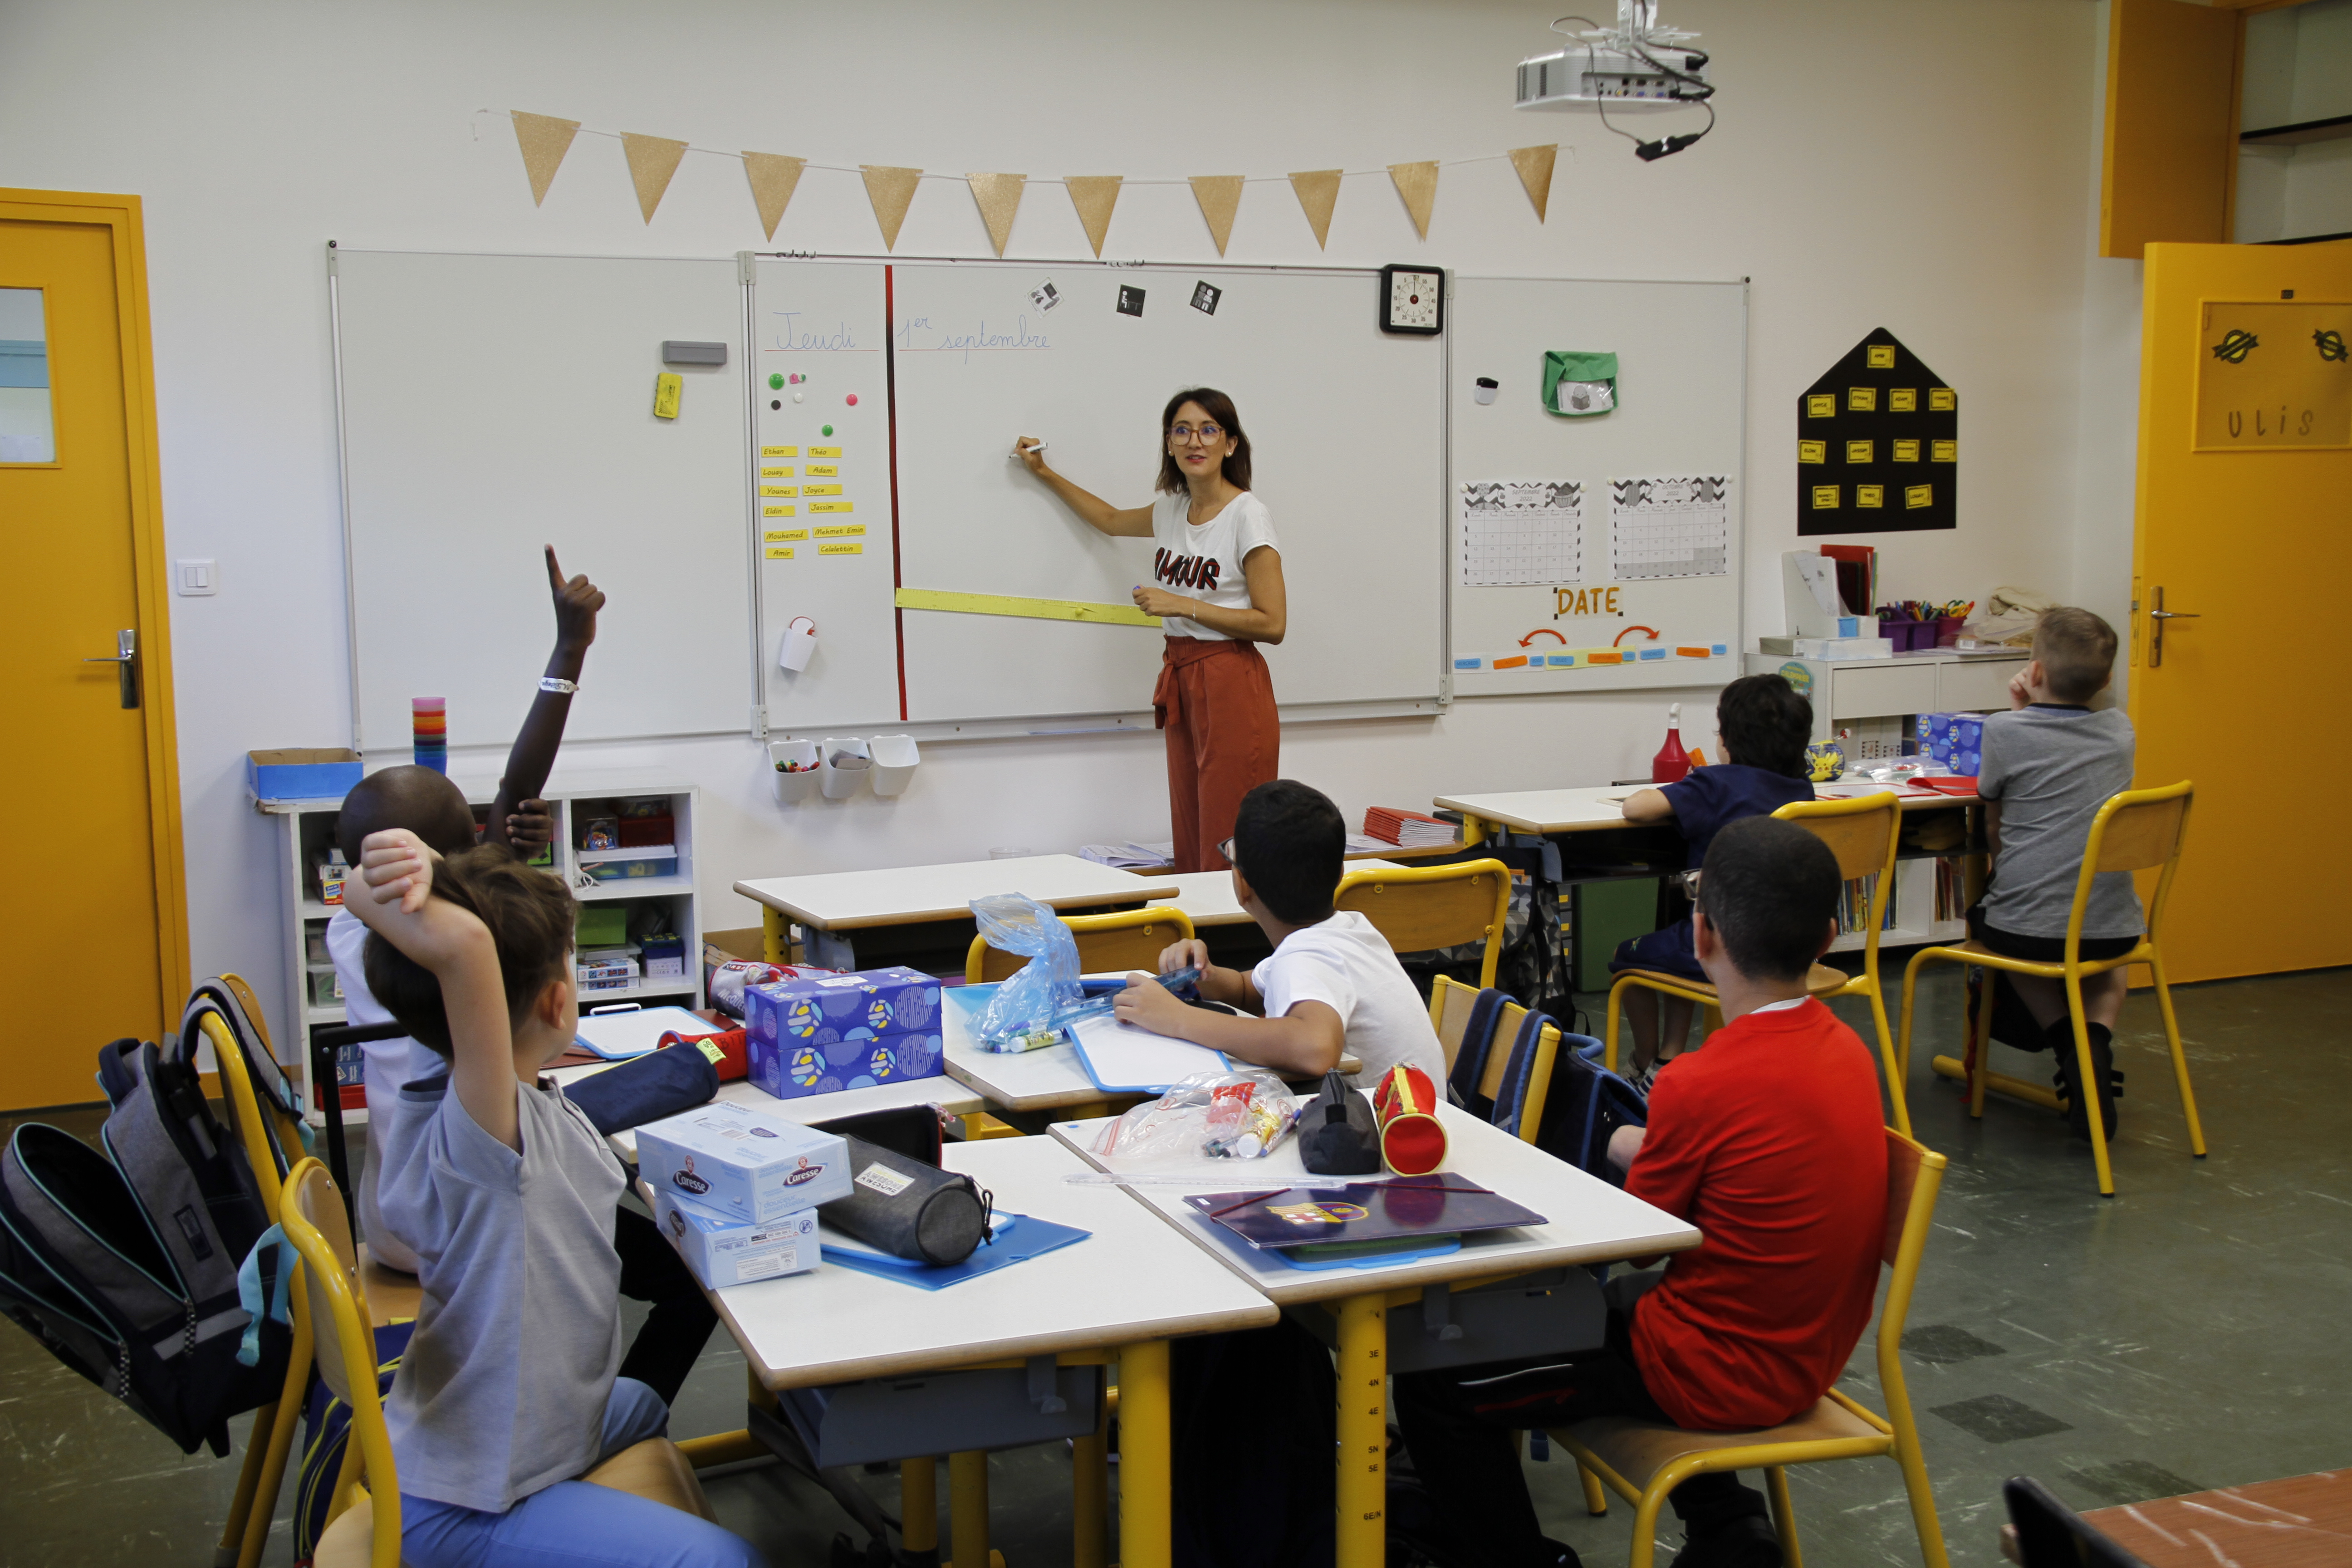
top-left (1364, 807), bottom-right (1459, 848)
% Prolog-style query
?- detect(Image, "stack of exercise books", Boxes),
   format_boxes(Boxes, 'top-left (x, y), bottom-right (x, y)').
top-left (1363, 807), bottom-right (1459, 849)
top-left (1079, 840), bottom-right (1176, 870)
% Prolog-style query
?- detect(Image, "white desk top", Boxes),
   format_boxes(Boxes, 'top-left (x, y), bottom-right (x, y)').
top-left (1147, 862), bottom-right (1402, 929)
top-left (547, 1063), bottom-right (985, 1161)
top-left (1050, 1102), bottom-right (1699, 1307)
top-left (684, 1132), bottom-right (1277, 1390)
top-left (733, 854), bottom-right (1178, 932)
top-left (1434, 781), bottom-right (1971, 837)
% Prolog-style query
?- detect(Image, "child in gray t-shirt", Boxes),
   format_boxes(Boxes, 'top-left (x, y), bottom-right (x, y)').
top-left (1971, 607), bottom-right (2137, 1140)
top-left (344, 833), bottom-right (764, 1568)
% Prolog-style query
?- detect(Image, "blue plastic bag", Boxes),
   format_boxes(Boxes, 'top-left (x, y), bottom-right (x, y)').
top-left (968, 893), bottom-right (1084, 1050)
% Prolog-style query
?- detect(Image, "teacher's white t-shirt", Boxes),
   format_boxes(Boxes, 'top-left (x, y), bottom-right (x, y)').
top-left (1149, 492), bottom-right (1280, 641)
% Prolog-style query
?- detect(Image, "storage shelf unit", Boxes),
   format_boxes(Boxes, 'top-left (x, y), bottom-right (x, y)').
top-left (262, 769), bottom-right (705, 1126)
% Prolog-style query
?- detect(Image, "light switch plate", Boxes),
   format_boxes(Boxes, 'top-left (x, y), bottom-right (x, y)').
top-left (176, 559), bottom-right (218, 596)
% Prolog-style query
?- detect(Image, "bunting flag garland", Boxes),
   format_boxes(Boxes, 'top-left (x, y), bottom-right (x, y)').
top-left (1189, 175), bottom-right (1245, 256)
top-left (511, 111), bottom-right (580, 206)
top-left (621, 133), bottom-right (690, 223)
top-left (743, 152), bottom-right (805, 240)
top-left (1388, 160), bottom-right (1439, 240)
top-left (1064, 175), bottom-right (1122, 258)
top-left (966, 172), bottom-right (1026, 257)
top-left (860, 165), bottom-right (923, 250)
top-left (1289, 170), bottom-right (1342, 250)
top-left (1509, 144), bottom-right (1558, 222)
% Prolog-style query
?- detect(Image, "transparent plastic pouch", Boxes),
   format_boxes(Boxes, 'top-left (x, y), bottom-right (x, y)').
top-left (968, 893), bottom-right (1084, 1051)
top-left (1091, 1069), bottom-right (1302, 1162)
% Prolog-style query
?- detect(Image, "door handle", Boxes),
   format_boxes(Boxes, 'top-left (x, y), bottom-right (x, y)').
top-left (81, 629), bottom-right (139, 708)
top-left (2148, 589), bottom-right (2196, 668)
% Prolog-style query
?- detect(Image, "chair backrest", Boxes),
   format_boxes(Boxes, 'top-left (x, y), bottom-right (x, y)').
top-left (2071, 780), bottom-right (2192, 952)
top-left (1334, 858), bottom-right (1513, 990)
top-left (1774, 792), bottom-right (1901, 965)
top-left (201, 1011), bottom-right (292, 1215)
top-left (1874, 1127), bottom-right (1948, 1368)
top-left (1485, 1000), bottom-right (1561, 1144)
top-left (964, 906), bottom-right (1197, 983)
top-left (279, 1159), bottom-right (403, 1564)
top-left (1428, 975), bottom-right (1484, 1072)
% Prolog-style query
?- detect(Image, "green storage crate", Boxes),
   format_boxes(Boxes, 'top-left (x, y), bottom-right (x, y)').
top-left (1573, 877), bottom-right (1661, 993)
top-left (575, 905), bottom-right (629, 947)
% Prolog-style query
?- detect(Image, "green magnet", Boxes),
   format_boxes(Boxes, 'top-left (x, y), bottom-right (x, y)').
top-left (769, 373), bottom-right (784, 390)
top-left (822, 424), bottom-right (834, 436)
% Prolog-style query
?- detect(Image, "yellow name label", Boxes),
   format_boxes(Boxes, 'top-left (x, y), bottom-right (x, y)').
top-left (808, 445), bottom-right (842, 457)
top-left (762, 505), bottom-right (797, 518)
top-left (1931, 439), bottom-right (1957, 462)
top-left (1798, 441), bottom-right (1826, 464)
top-left (694, 1037), bottom-right (727, 1065)
top-left (1927, 387), bottom-right (1955, 412)
top-left (1847, 387), bottom-right (1877, 412)
top-left (1867, 345), bottom-right (1896, 369)
top-left (801, 484), bottom-right (844, 496)
top-left (803, 463), bottom-right (840, 477)
top-left (1845, 440), bottom-right (1873, 464)
top-left (812, 524), bottom-right (865, 538)
top-left (764, 546), bottom-right (795, 560)
top-left (763, 529), bottom-right (808, 543)
top-left (1857, 485), bottom-right (1884, 508)
top-left (808, 500), bottom-right (854, 514)
top-left (1905, 484), bottom-right (1933, 509)
top-left (1891, 439), bottom-right (1921, 462)
top-left (760, 485), bottom-right (798, 497)
top-left (818, 542), bottom-right (862, 556)
top-left (760, 445), bottom-right (800, 457)
top-left (1811, 485), bottom-right (1840, 509)
top-left (1806, 394), bottom-right (1835, 418)
top-left (760, 466), bottom-right (793, 478)
top-left (1888, 388), bottom-right (1917, 413)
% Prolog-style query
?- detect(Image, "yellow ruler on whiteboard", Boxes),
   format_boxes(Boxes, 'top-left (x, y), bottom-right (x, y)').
top-left (893, 588), bottom-right (1161, 628)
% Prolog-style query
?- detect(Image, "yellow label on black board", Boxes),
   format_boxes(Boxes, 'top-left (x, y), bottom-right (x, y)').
top-left (763, 528), bottom-right (808, 543)
top-left (808, 446), bottom-right (842, 457)
top-left (760, 485), bottom-right (798, 497)
top-left (1888, 388), bottom-right (1917, 412)
top-left (764, 545), bottom-right (794, 560)
top-left (1867, 345), bottom-right (1896, 369)
top-left (1845, 440), bottom-right (1873, 464)
top-left (1806, 394), bottom-right (1835, 418)
top-left (818, 542), bottom-right (862, 557)
top-left (761, 505), bottom-right (796, 518)
top-left (1857, 485), bottom-right (1884, 508)
top-left (1931, 439), bottom-right (1957, 462)
top-left (1927, 387), bottom-right (1955, 412)
top-left (760, 466), bottom-right (793, 478)
top-left (1906, 484), bottom-right (1933, 509)
top-left (1811, 485), bottom-right (1840, 509)
top-left (803, 463), bottom-right (840, 477)
top-left (802, 484), bottom-right (844, 496)
top-left (1798, 441), bottom-right (1827, 464)
top-left (1892, 439), bottom-right (1921, 462)
top-left (760, 445), bottom-right (800, 457)
top-left (812, 524), bottom-right (865, 539)
top-left (1848, 387), bottom-right (1877, 412)
top-left (808, 500), bottom-right (854, 514)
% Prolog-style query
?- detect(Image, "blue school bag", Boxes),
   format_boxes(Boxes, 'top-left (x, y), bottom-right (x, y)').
top-left (1444, 988), bottom-right (1646, 1182)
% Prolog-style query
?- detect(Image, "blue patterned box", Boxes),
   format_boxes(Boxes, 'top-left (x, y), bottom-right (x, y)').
top-left (743, 967), bottom-right (946, 1102)
top-left (1914, 712), bottom-right (1986, 776)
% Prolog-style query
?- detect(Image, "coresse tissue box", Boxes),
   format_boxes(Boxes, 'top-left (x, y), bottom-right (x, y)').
top-left (655, 1188), bottom-right (819, 1288)
top-left (636, 1102), bottom-right (852, 1221)
top-left (744, 967), bottom-right (946, 1102)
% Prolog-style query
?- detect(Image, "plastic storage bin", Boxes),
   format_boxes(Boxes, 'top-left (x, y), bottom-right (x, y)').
top-left (770, 740), bottom-right (820, 804)
top-left (820, 738), bottom-right (871, 800)
top-left (868, 735), bottom-right (920, 798)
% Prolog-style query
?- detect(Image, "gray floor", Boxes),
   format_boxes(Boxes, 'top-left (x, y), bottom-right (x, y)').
top-left (3, 964), bottom-right (2344, 1566)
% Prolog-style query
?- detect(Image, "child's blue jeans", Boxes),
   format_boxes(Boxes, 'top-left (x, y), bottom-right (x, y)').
top-left (401, 1378), bottom-right (767, 1568)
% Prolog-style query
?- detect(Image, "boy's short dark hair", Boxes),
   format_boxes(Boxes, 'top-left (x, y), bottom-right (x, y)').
top-left (2032, 607), bottom-right (2118, 703)
top-left (363, 844), bottom-right (575, 1061)
top-left (1695, 817), bottom-right (1841, 982)
top-left (1231, 779), bottom-right (1344, 925)
top-left (338, 765), bottom-right (478, 862)
top-left (1717, 674), bottom-right (1813, 780)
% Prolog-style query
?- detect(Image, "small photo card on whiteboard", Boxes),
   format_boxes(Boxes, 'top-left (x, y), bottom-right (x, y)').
top-left (1116, 285), bottom-right (1147, 318)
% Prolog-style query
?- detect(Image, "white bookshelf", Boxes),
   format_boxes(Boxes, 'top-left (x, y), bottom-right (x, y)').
top-left (1828, 856), bottom-right (1965, 955)
top-left (261, 769), bottom-right (706, 1126)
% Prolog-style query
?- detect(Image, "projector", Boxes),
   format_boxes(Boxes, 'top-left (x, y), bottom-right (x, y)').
top-left (1516, 1), bottom-right (1711, 113)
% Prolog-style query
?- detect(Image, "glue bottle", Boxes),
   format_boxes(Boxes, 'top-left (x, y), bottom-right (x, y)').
top-left (1651, 703), bottom-right (1692, 785)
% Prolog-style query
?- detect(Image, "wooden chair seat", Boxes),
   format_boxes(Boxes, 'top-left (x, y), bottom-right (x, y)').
top-left (1561, 1395), bottom-right (1887, 1494)
top-left (314, 1437), bottom-right (717, 1565)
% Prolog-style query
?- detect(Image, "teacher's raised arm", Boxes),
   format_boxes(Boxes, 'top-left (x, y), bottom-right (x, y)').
top-left (1013, 388), bottom-right (1287, 873)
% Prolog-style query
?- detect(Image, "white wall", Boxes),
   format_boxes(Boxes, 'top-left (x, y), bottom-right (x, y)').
top-left (0, 0), bottom-right (2113, 1013)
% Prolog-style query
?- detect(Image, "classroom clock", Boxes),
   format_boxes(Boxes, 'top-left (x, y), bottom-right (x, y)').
top-left (1379, 265), bottom-right (1446, 335)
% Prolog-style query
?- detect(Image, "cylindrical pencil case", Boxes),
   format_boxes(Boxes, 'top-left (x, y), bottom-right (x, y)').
top-left (563, 1043), bottom-right (719, 1137)
top-left (818, 1135), bottom-right (992, 1265)
top-left (1372, 1065), bottom-right (1448, 1176)
top-left (659, 1027), bottom-right (748, 1082)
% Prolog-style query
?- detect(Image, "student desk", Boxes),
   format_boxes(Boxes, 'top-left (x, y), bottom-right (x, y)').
top-left (547, 1060), bottom-right (985, 1161)
top-left (1051, 1102), bottom-right (1700, 1568)
top-left (665, 1132), bottom-right (1275, 1568)
top-left (734, 854), bottom-right (1179, 971)
top-left (1145, 861), bottom-right (1405, 928)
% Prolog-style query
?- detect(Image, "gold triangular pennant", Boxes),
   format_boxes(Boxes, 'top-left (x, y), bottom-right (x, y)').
top-left (966, 172), bottom-right (1026, 257)
top-left (620, 133), bottom-right (690, 224)
top-left (1189, 175), bottom-right (1245, 256)
top-left (1388, 161), bottom-right (1438, 240)
top-left (1064, 176), bottom-right (1122, 257)
top-left (511, 112), bottom-right (579, 206)
top-left (743, 152), bottom-right (806, 241)
top-left (1289, 170), bottom-right (1342, 250)
top-left (1509, 144), bottom-right (1558, 222)
top-left (861, 165), bottom-right (923, 251)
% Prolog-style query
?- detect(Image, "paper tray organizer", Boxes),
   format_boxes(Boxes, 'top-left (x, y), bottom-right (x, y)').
top-left (756, 1360), bottom-right (1103, 1468)
top-left (1290, 1266), bottom-right (1607, 1375)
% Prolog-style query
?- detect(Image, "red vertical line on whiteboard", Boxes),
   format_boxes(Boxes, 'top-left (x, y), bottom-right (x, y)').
top-left (885, 264), bottom-right (908, 720)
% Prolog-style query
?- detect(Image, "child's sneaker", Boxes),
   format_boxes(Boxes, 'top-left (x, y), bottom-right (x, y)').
top-left (2049, 1020), bottom-right (2123, 1142)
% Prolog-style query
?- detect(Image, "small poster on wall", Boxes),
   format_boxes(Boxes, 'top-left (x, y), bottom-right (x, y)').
top-left (1610, 475), bottom-right (1731, 580)
top-left (1458, 480), bottom-right (1583, 587)
top-left (1796, 329), bottom-right (1957, 535)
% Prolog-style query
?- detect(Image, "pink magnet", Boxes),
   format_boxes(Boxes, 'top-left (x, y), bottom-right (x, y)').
top-left (788, 373), bottom-right (802, 385)
top-left (846, 393), bottom-right (859, 406)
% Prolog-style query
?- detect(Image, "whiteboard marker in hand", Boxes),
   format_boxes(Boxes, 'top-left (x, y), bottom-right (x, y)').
top-left (1010, 437), bottom-right (1047, 465)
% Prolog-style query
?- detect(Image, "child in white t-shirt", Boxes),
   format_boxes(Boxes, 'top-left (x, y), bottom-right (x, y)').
top-left (1114, 779), bottom-right (1443, 1085)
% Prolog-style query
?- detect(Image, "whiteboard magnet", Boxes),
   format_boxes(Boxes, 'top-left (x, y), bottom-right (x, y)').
top-left (1473, 377), bottom-right (1499, 406)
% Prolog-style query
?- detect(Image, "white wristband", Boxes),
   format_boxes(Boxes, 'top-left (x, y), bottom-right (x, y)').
top-left (539, 677), bottom-right (578, 695)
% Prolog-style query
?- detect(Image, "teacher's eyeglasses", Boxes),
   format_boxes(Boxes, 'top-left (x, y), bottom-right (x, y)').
top-left (1169, 423), bottom-right (1225, 444)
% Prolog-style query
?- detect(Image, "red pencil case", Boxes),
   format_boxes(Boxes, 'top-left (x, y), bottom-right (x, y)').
top-left (1372, 1065), bottom-right (1447, 1176)
top-left (659, 1027), bottom-right (748, 1082)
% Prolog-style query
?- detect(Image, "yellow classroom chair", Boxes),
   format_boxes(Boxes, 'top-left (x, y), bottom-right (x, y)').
top-left (1898, 780), bottom-right (2205, 1198)
top-left (1335, 858), bottom-right (1513, 990)
top-left (1487, 997), bottom-right (1562, 1146)
top-left (965, 906), bottom-right (1197, 982)
top-left (1427, 974), bottom-right (1484, 1073)
top-left (1604, 793), bottom-right (1911, 1137)
top-left (1555, 1128), bottom-right (1952, 1568)
top-left (273, 1158), bottom-right (718, 1568)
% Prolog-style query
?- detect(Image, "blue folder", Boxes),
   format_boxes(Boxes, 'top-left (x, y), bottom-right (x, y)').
top-left (818, 1212), bottom-right (1090, 1290)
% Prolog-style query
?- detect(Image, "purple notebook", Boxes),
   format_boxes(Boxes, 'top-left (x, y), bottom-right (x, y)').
top-left (1183, 1175), bottom-right (1547, 1251)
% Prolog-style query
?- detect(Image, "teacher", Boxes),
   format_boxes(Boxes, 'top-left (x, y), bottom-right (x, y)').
top-left (1014, 388), bottom-right (1285, 872)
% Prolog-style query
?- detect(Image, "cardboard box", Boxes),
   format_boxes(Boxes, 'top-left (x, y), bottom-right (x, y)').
top-left (1914, 712), bottom-right (1988, 776)
top-left (247, 749), bottom-right (363, 803)
top-left (636, 1102), bottom-right (851, 1221)
top-left (744, 967), bottom-right (946, 1102)
top-left (654, 1188), bottom-right (819, 1288)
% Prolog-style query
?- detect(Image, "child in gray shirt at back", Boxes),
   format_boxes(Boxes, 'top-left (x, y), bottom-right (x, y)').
top-left (1970, 607), bottom-right (2138, 1142)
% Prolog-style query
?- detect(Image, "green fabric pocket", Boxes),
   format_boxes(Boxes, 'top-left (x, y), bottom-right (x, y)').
top-left (1543, 350), bottom-right (1618, 417)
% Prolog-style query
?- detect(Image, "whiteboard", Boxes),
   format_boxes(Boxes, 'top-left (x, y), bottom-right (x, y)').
top-left (1445, 276), bottom-right (1747, 696)
top-left (887, 261), bottom-right (1444, 720)
top-left (334, 250), bottom-right (752, 750)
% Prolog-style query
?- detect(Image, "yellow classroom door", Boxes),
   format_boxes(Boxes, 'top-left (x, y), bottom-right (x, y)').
top-left (1, 191), bottom-right (186, 1109)
top-left (2130, 240), bottom-right (2352, 984)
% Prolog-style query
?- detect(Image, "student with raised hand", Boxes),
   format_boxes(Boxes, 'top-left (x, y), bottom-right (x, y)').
top-left (344, 831), bottom-right (767, 1568)
top-left (1393, 818), bottom-right (1887, 1568)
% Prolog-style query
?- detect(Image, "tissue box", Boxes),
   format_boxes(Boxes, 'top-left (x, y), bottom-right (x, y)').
top-left (654, 1188), bottom-right (819, 1288)
top-left (636, 1102), bottom-right (852, 1221)
top-left (1914, 712), bottom-right (1988, 776)
top-left (744, 968), bottom-right (946, 1102)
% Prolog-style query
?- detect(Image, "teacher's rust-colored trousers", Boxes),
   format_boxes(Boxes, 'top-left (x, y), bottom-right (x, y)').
top-left (1153, 637), bottom-right (1279, 873)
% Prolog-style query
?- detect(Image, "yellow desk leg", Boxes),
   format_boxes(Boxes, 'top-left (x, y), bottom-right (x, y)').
top-left (1073, 1419), bottom-right (1109, 1568)
top-left (948, 1451), bottom-right (989, 1568)
top-left (1335, 1293), bottom-right (1387, 1568)
top-left (762, 905), bottom-right (788, 965)
top-left (1460, 814), bottom-right (1488, 848)
top-left (903, 1455), bottom-right (939, 1558)
top-left (1118, 1339), bottom-right (1173, 1568)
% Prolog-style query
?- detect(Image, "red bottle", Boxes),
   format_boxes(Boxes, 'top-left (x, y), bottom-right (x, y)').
top-left (1652, 702), bottom-right (1691, 784)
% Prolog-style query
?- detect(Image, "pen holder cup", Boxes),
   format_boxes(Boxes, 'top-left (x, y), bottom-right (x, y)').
top-left (867, 735), bottom-right (921, 798)
top-left (770, 741), bottom-right (821, 804)
top-left (1882, 619), bottom-right (1932, 652)
top-left (819, 738), bottom-right (871, 800)
top-left (1935, 616), bottom-right (1967, 647)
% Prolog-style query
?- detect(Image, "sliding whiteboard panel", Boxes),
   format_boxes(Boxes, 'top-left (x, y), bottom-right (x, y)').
top-left (887, 261), bottom-right (1444, 721)
top-left (334, 250), bottom-right (751, 748)
top-left (1446, 276), bottom-right (1746, 695)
